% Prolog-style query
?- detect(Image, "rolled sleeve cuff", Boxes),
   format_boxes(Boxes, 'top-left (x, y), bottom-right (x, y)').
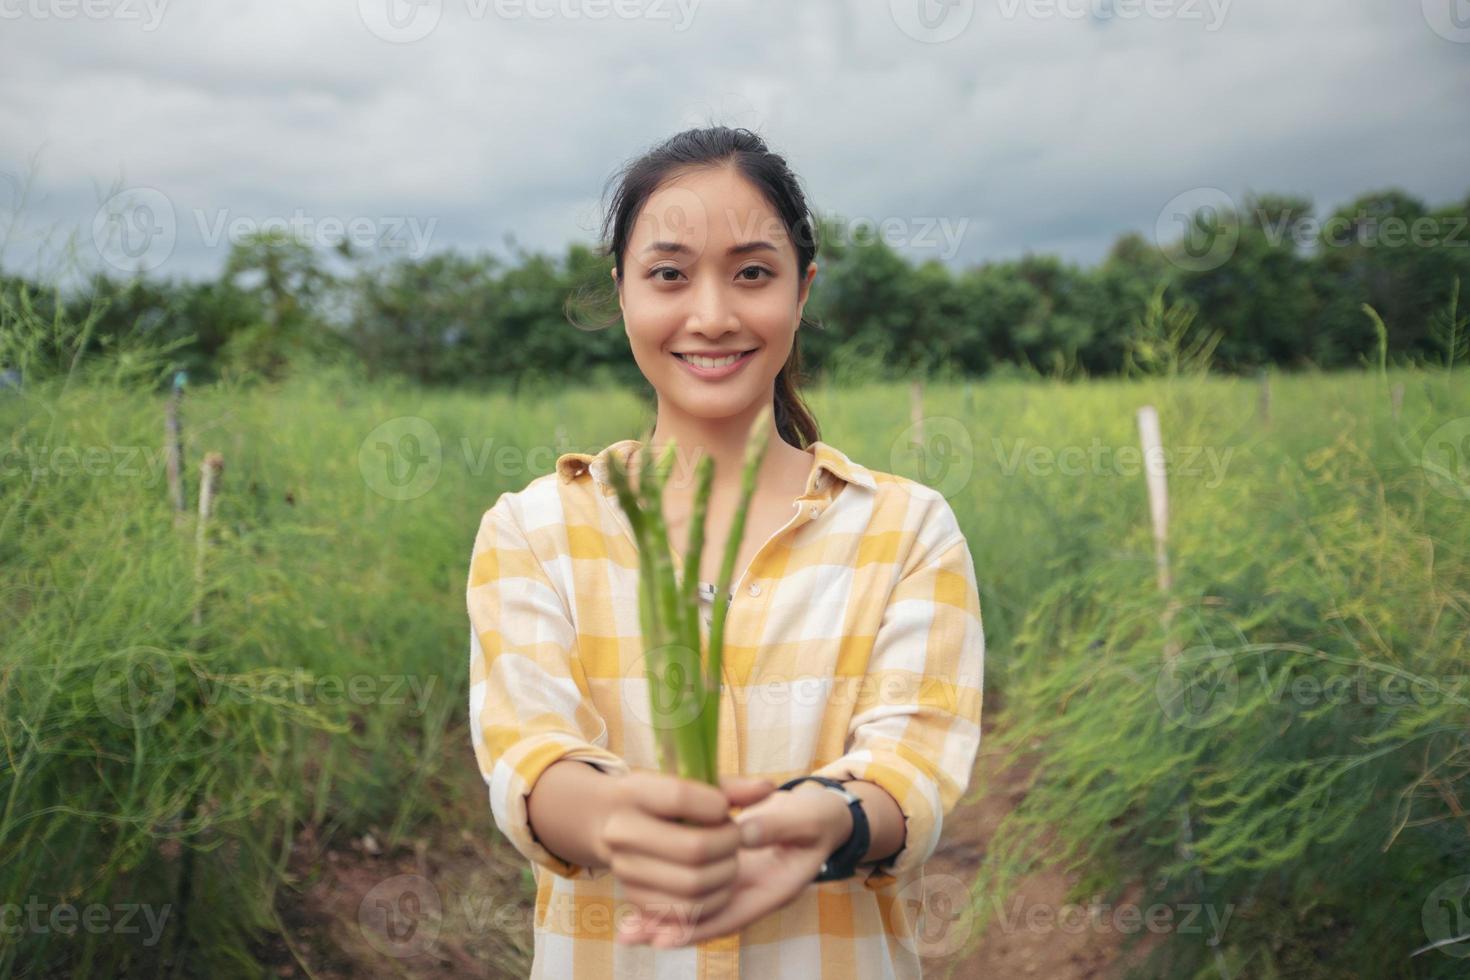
top-left (811, 742), bottom-right (943, 890)
top-left (486, 732), bottom-right (631, 881)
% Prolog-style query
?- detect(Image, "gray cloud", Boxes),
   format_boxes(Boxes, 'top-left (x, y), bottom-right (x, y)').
top-left (1, 0), bottom-right (1465, 282)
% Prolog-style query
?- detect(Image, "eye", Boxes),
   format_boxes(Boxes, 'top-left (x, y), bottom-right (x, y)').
top-left (649, 265), bottom-right (684, 282)
top-left (738, 266), bottom-right (774, 281)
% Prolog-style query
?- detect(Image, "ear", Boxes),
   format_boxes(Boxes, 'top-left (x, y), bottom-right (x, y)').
top-left (796, 260), bottom-right (818, 316)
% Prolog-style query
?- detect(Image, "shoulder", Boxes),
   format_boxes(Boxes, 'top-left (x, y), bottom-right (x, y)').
top-left (844, 453), bottom-right (967, 560)
top-left (472, 469), bottom-right (576, 568)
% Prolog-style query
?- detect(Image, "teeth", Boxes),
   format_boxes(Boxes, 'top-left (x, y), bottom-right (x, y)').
top-left (679, 352), bottom-right (746, 369)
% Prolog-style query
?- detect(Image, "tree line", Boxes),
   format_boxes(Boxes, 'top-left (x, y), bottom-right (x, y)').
top-left (3, 186), bottom-right (1466, 391)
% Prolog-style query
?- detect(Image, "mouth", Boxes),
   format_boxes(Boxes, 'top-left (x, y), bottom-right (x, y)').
top-left (672, 348), bottom-right (759, 379)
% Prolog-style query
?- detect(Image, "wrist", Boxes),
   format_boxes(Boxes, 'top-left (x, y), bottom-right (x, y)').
top-left (790, 781), bottom-right (855, 853)
top-left (587, 766), bottom-right (628, 869)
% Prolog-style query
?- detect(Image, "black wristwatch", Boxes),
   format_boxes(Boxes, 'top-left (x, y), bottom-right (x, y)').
top-left (778, 775), bottom-right (870, 882)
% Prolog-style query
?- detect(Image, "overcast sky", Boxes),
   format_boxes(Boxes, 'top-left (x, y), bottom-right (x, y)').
top-left (1, 0), bottom-right (1466, 283)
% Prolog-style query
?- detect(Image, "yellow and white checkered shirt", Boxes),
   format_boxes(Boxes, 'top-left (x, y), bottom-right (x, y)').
top-left (467, 438), bottom-right (984, 979)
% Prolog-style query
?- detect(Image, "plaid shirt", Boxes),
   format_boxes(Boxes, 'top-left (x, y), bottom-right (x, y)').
top-left (467, 438), bottom-right (984, 979)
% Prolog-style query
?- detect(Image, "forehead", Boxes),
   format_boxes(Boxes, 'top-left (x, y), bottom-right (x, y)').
top-left (632, 166), bottom-right (790, 249)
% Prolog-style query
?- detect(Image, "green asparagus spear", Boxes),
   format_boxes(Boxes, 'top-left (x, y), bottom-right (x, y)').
top-left (705, 406), bottom-right (773, 764)
top-left (604, 408), bottom-right (774, 787)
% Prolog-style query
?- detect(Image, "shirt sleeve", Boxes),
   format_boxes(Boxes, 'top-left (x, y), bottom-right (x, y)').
top-left (466, 494), bottom-right (631, 881)
top-left (811, 503), bottom-right (985, 890)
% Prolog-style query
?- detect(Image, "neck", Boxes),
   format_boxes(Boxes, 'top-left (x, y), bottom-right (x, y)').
top-left (644, 400), bottom-right (795, 502)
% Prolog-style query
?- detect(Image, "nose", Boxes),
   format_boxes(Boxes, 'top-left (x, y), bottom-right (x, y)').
top-left (686, 275), bottom-right (738, 335)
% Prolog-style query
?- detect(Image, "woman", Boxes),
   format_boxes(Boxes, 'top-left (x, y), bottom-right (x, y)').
top-left (466, 126), bottom-right (984, 978)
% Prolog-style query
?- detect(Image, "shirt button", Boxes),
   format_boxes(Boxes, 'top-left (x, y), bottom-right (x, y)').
top-left (748, 582), bottom-right (761, 597)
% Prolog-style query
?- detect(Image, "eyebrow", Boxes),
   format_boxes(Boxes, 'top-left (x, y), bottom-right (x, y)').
top-left (640, 240), bottom-right (780, 257)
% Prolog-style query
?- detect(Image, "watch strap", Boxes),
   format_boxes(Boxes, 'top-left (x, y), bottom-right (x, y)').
top-left (777, 775), bottom-right (871, 882)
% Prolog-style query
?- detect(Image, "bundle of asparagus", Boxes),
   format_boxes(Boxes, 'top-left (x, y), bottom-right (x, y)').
top-left (605, 407), bottom-right (772, 785)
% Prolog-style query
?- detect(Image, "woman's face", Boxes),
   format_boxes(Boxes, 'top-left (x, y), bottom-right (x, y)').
top-left (613, 165), bottom-right (816, 423)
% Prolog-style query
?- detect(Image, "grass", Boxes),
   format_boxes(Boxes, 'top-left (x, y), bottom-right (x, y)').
top-left (0, 362), bottom-right (1466, 977)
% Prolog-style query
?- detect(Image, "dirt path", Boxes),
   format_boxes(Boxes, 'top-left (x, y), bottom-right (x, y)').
top-left (260, 705), bottom-right (1157, 978)
top-left (923, 703), bottom-right (1162, 978)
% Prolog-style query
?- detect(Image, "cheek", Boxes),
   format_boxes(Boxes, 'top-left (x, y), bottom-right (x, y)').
top-left (622, 285), bottom-right (680, 339)
top-left (743, 292), bottom-right (801, 341)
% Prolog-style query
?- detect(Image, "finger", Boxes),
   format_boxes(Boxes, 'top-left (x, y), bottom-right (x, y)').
top-left (632, 773), bottom-right (732, 826)
top-left (616, 908), bottom-right (657, 945)
top-left (732, 797), bottom-right (826, 848)
top-left (719, 775), bottom-right (776, 808)
top-left (659, 858), bottom-right (815, 946)
top-left (605, 809), bottom-right (741, 864)
top-left (612, 849), bottom-right (738, 900)
top-left (619, 881), bottom-right (731, 934)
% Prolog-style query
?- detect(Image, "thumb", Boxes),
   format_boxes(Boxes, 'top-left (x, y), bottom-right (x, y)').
top-left (734, 791), bottom-right (826, 848)
top-left (719, 775), bottom-right (776, 809)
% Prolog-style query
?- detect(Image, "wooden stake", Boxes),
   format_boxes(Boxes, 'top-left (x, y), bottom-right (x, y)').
top-left (166, 382), bottom-right (186, 519)
top-left (909, 380), bottom-right (925, 446)
top-left (193, 452), bottom-right (224, 629)
top-left (1137, 405), bottom-right (1179, 659)
top-left (1136, 404), bottom-right (1233, 980)
top-left (1257, 368), bottom-right (1270, 426)
top-left (1391, 383), bottom-right (1404, 423)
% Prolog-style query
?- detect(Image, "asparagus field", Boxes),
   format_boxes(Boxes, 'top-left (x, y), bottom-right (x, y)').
top-left (2, 364), bottom-right (1467, 977)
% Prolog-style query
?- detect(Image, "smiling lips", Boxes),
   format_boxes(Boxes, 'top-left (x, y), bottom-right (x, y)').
top-left (673, 349), bottom-right (758, 378)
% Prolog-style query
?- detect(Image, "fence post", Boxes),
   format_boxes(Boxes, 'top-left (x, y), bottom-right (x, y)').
top-left (166, 371), bottom-right (187, 520)
top-left (1136, 406), bottom-right (1173, 595)
top-left (193, 452), bottom-right (224, 629)
top-left (1256, 368), bottom-right (1270, 426)
top-left (909, 380), bottom-right (925, 446)
top-left (1136, 402), bottom-right (1233, 980)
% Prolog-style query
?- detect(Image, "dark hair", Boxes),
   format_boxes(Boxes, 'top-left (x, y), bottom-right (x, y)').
top-left (595, 126), bottom-right (822, 449)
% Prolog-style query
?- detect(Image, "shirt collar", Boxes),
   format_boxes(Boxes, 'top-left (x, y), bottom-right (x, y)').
top-left (555, 438), bottom-right (876, 497)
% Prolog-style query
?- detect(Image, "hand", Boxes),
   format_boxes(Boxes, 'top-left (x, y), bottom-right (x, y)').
top-left (617, 783), bottom-right (854, 948)
top-left (596, 772), bottom-right (775, 943)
